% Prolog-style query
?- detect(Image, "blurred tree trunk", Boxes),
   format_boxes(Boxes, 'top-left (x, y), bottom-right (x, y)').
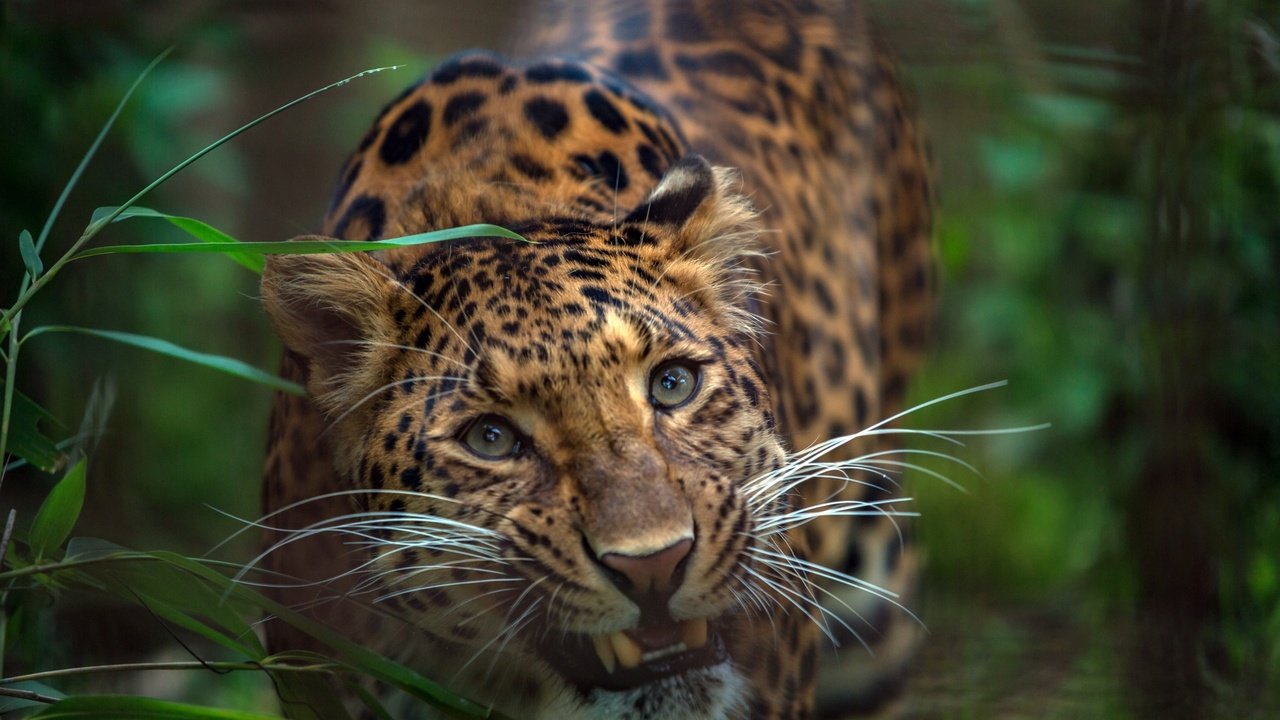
top-left (1126, 1), bottom-right (1224, 717)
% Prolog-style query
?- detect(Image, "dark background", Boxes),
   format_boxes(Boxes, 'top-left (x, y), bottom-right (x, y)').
top-left (2, 1), bottom-right (1277, 717)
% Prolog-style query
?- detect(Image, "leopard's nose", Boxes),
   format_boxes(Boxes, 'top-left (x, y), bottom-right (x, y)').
top-left (599, 538), bottom-right (693, 596)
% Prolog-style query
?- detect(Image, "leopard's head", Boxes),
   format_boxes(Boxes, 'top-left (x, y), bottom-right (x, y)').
top-left (262, 155), bottom-right (797, 718)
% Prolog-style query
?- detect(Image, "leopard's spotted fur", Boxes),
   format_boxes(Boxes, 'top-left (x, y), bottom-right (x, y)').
top-left (259, 2), bottom-right (933, 718)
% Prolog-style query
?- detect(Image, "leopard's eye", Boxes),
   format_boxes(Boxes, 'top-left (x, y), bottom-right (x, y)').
top-left (461, 415), bottom-right (523, 460)
top-left (649, 360), bottom-right (701, 409)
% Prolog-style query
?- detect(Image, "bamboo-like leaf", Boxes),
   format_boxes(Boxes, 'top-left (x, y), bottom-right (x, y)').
top-left (0, 680), bottom-right (66, 714)
top-left (28, 458), bottom-right (86, 559)
top-left (2, 547), bottom-right (506, 719)
top-left (90, 206), bottom-right (261, 272)
top-left (71, 224), bottom-right (527, 263)
top-left (19, 229), bottom-right (43, 277)
top-left (0, 383), bottom-right (67, 473)
top-left (25, 696), bottom-right (284, 719)
top-left (23, 326), bottom-right (303, 396)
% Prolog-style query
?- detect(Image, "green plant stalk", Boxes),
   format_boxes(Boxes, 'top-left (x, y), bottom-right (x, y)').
top-left (0, 63), bottom-right (401, 334)
top-left (0, 686), bottom-right (59, 704)
top-left (0, 312), bottom-right (19, 487)
top-left (0, 49), bottom-right (171, 480)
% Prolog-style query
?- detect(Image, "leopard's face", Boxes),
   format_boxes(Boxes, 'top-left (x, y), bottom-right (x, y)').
top-left (263, 156), bottom-right (793, 716)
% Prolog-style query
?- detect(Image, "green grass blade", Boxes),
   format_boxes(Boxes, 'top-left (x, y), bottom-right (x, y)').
top-left (83, 65), bottom-right (403, 241)
top-left (25, 696), bottom-right (284, 719)
top-left (22, 327), bottom-right (302, 396)
top-left (71, 224), bottom-right (527, 262)
top-left (91, 206), bottom-right (262, 272)
top-left (28, 457), bottom-right (87, 559)
top-left (33, 48), bottom-right (173, 254)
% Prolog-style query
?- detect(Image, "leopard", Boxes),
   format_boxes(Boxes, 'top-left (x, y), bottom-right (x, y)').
top-left (257, 1), bottom-right (934, 718)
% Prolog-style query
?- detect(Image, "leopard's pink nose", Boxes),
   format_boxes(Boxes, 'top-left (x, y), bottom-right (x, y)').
top-left (599, 538), bottom-right (693, 596)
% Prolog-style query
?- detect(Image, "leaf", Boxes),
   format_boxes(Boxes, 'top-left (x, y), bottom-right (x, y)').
top-left (23, 326), bottom-right (303, 396)
top-left (25, 695), bottom-right (284, 719)
top-left (29, 457), bottom-right (86, 558)
top-left (0, 680), bottom-right (66, 714)
top-left (91, 206), bottom-right (262, 272)
top-left (71, 224), bottom-right (527, 263)
top-left (0, 383), bottom-right (67, 473)
top-left (19, 228), bottom-right (43, 277)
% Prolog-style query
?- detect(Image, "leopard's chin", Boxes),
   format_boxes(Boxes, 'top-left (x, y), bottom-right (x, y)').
top-left (540, 618), bottom-right (728, 691)
top-left (546, 662), bottom-right (747, 720)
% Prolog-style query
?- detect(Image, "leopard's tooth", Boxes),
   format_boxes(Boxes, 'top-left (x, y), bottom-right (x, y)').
top-left (592, 634), bottom-right (617, 674)
top-left (681, 618), bottom-right (709, 650)
top-left (610, 631), bottom-right (643, 669)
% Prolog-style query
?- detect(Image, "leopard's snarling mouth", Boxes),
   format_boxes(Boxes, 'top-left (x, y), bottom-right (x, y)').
top-left (542, 616), bottom-right (728, 691)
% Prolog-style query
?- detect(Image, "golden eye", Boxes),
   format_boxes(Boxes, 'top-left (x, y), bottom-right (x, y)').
top-left (462, 415), bottom-right (523, 459)
top-left (649, 361), bottom-right (701, 409)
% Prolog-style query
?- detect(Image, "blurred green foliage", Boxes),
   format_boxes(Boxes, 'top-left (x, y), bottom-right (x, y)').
top-left (1, 0), bottom-right (1277, 717)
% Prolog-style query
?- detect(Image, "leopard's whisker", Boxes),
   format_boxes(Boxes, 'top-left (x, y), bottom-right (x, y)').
top-left (323, 373), bottom-right (468, 435)
top-left (357, 557), bottom-right (513, 594)
top-left (231, 509), bottom-right (506, 587)
top-left (375, 576), bottom-right (524, 604)
top-left (481, 598), bottom-right (544, 685)
top-left (318, 339), bottom-right (468, 369)
top-left (748, 546), bottom-right (922, 627)
top-left (366, 260), bottom-right (478, 359)
top-left (210, 488), bottom-right (502, 555)
top-left (741, 563), bottom-right (847, 646)
top-left (752, 498), bottom-right (918, 535)
top-left (743, 466), bottom-right (897, 506)
top-left (453, 579), bottom-right (546, 681)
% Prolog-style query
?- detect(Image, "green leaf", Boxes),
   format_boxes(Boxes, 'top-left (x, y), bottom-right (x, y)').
top-left (23, 326), bottom-right (303, 396)
top-left (25, 695), bottom-right (284, 719)
top-left (0, 680), bottom-right (66, 714)
top-left (71, 224), bottom-right (527, 263)
top-left (90, 206), bottom-right (262, 272)
top-left (19, 229), bottom-right (43, 277)
top-left (0, 383), bottom-right (67, 473)
top-left (29, 457), bottom-right (86, 558)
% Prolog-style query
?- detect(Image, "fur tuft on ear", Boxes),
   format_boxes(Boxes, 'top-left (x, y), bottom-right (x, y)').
top-left (261, 244), bottom-right (399, 413)
top-left (625, 155), bottom-right (767, 337)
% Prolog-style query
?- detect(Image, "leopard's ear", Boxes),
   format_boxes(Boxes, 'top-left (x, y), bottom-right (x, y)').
top-left (623, 154), bottom-right (759, 259)
top-left (261, 245), bottom-right (398, 411)
top-left (624, 155), bottom-right (765, 336)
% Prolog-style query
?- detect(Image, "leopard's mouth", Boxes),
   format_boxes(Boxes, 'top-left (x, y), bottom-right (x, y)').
top-left (541, 616), bottom-right (728, 691)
